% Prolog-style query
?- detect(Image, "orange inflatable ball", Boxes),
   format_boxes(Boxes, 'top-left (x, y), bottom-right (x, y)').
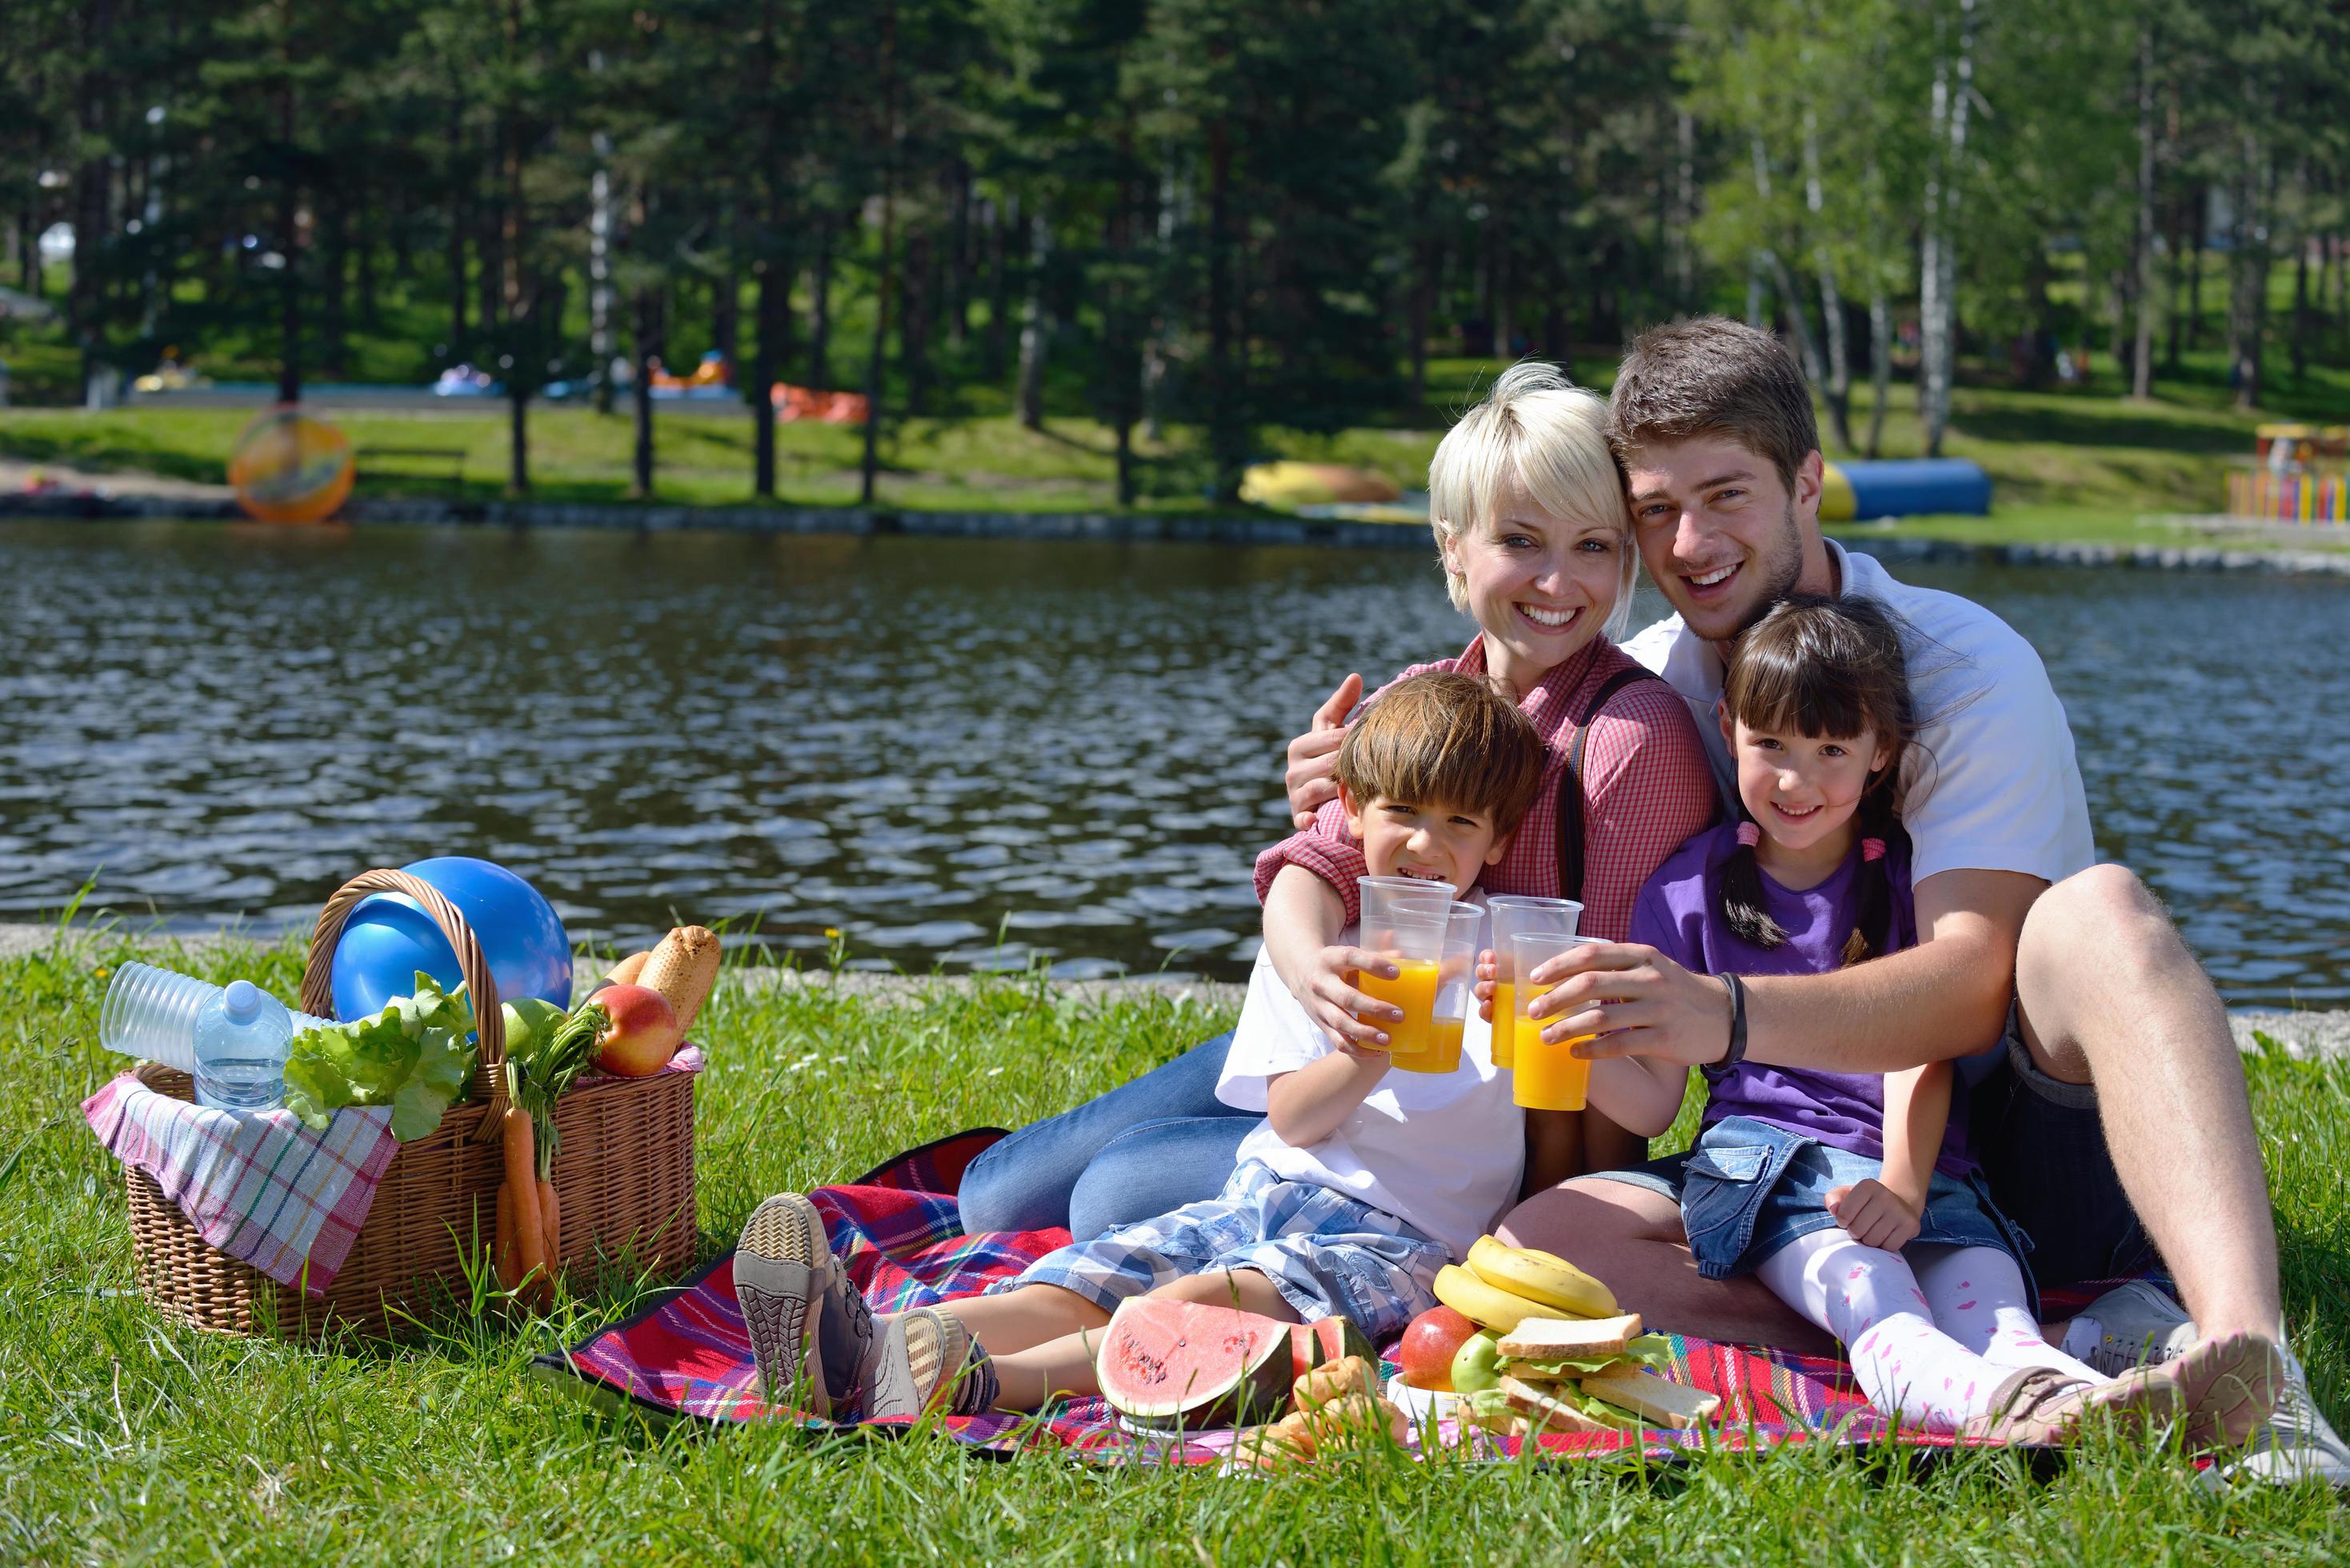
top-left (228, 408), bottom-right (355, 524)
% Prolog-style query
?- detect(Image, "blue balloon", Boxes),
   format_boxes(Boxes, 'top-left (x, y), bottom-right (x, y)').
top-left (330, 857), bottom-right (573, 1022)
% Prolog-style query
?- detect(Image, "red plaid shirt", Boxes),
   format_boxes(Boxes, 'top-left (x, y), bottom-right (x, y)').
top-left (1253, 637), bottom-right (1719, 941)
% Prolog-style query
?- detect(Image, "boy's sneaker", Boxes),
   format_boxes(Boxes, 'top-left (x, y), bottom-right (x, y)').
top-left (734, 1193), bottom-right (880, 1418)
top-left (2218, 1350), bottom-right (2350, 1490)
top-left (2060, 1281), bottom-right (2198, 1373)
top-left (867, 1307), bottom-right (1000, 1422)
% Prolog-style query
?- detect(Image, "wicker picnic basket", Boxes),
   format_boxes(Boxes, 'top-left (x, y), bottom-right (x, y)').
top-left (122, 868), bottom-right (697, 1338)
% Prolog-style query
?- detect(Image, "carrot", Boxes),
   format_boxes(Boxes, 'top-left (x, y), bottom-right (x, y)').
top-left (495, 1178), bottom-right (519, 1289)
top-left (538, 1178), bottom-right (562, 1275)
top-left (502, 1106), bottom-right (546, 1298)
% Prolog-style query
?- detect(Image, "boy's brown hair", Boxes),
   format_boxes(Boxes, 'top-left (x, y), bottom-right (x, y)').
top-left (1334, 670), bottom-right (1547, 833)
top-left (1604, 316), bottom-right (1820, 490)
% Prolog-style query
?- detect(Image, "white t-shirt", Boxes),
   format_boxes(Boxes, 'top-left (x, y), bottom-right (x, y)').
top-left (1620, 538), bottom-right (2096, 888)
top-left (1216, 915), bottom-right (1525, 1260)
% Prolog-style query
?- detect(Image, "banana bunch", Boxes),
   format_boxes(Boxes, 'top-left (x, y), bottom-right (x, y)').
top-left (1433, 1236), bottom-right (1616, 1333)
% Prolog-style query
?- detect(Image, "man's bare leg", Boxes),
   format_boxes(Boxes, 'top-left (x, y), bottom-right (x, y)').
top-left (1497, 1177), bottom-right (1835, 1356)
top-left (2014, 864), bottom-right (2282, 1342)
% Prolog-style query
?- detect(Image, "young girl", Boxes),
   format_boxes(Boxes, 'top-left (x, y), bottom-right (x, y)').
top-left (1593, 595), bottom-right (2228, 1441)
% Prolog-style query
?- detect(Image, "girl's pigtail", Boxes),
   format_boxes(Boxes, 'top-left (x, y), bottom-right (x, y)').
top-left (1839, 786), bottom-right (1899, 967)
top-left (1721, 818), bottom-right (1791, 950)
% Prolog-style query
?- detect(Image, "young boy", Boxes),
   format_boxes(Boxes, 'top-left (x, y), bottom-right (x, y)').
top-left (734, 670), bottom-right (1548, 1419)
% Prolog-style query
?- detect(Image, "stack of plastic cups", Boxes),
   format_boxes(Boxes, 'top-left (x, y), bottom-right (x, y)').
top-left (1355, 879), bottom-right (1453, 1058)
top-left (98, 961), bottom-right (336, 1074)
top-left (1486, 896), bottom-right (1582, 1070)
top-left (1510, 930), bottom-right (1599, 1110)
top-left (1393, 901), bottom-right (1483, 1075)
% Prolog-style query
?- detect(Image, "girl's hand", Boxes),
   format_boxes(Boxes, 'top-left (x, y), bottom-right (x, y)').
top-left (1472, 948), bottom-right (1497, 1022)
top-left (1299, 943), bottom-right (1400, 1051)
top-left (1826, 1179), bottom-right (1922, 1251)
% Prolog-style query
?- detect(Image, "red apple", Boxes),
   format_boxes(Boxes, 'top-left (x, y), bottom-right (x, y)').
top-left (590, 983), bottom-right (681, 1077)
top-left (1398, 1305), bottom-right (1480, 1391)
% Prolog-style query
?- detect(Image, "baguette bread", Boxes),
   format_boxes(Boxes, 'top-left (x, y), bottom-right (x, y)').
top-left (639, 926), bottom-right (721, 1034)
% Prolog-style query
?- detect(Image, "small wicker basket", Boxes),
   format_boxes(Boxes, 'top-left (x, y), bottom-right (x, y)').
top-left (122, 868), bottom-right (697, 1338)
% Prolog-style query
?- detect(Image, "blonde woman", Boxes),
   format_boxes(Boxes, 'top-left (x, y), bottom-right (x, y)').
top-left (956, 363), bottom-right (1715, 1238)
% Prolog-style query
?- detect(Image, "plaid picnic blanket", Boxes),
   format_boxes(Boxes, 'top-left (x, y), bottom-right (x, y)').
top-left (83, 1070), bottom-right (400, 1294)
top-left (544, 1128), bottom-right (2145, 1464)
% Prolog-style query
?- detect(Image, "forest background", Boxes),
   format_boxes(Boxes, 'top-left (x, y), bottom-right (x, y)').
top-left (2, 0), bottom-right (2346, 512)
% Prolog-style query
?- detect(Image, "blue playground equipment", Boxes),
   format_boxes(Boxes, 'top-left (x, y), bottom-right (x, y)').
top-left (1819, 459), bottom-right (1993, 521)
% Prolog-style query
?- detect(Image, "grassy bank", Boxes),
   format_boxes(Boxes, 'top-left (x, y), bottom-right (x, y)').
top-left (5, 929), bottom-right (2347, 1563)
top-left (6, 349), bottom-right (2350, 548)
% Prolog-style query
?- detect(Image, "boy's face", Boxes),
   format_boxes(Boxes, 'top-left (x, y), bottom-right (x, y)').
top-left (1341, 788), bottom-right (1510, 897)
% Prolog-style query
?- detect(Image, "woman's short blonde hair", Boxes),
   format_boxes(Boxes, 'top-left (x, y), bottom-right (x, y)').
top-left (1429, 361), bottom-right (1637, 641)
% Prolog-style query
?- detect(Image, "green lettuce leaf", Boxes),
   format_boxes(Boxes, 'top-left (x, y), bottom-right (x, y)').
top-left (282, 971), bottom-right (479, 1140)
top-left (1503, 1335), bottom-right (1671, 1380)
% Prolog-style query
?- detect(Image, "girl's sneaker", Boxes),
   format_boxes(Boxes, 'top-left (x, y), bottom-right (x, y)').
top-left (734, 1193), bottom-right (880, 1418)
top-left (867, 1307), bottom-right (1000, 1422)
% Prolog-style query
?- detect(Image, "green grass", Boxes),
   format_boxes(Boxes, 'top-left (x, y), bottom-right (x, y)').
top-left (6, 924), bottom-right (2348, 1563)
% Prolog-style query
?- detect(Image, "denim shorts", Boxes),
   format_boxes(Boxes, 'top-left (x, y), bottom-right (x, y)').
top-left (1603, 1115), bottom-right (2041, 1315)
top-left (993, 1158), bottom-right (1448, 1341)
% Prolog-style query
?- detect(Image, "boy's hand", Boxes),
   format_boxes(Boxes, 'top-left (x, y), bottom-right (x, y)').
top-left (1472, 948), bottom-right (1496, 1022)
top-left (1826, 1179), bottom-right (1922, 1251)
top-left (1300, 942), bottom-right (1401, 1050)
top-left (1283, 674), bottom-right (1362, 829)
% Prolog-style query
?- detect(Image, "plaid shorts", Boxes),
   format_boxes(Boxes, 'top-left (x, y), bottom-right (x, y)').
top-left (994, 1158), bottom-right (1448, 1340)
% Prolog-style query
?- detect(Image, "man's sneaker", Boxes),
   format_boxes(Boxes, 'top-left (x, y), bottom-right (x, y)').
top-left (2153, 1332), bottom-right (2285, 1450)
top-left (1962, 1362), bottom-right (2183, 1446)
top-left (2060, 1281), bottom-right (2198, 1374)
top-left (2217, 1349), bottom-right (2350, 1489)
top-left (734, 1192), bottom-right (880, 1417)
top-left (867, 1307), bottom-right (1000, 1422)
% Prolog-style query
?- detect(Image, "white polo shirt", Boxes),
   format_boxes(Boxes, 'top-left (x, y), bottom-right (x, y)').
top-left (1620, 538), bottom-right (2096, 889)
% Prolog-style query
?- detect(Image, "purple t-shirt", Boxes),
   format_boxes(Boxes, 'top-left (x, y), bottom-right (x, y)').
top-left (1629, 822), bottom-right (1976, 1177)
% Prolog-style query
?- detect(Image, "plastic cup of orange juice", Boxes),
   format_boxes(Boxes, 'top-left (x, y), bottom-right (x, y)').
top-left (1352, 902), bottom-right (1447, 1055)
top-left (1486, 896), bottom-right (1582, 1070)
top-left (1510, 930), bottom-right (1598, 1110)
top-left (1395, 902), bottom-right (1482, 1074)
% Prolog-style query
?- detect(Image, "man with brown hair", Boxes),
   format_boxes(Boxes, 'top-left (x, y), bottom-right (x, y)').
top-left (1278, 318), bottom-right (2343, 1482)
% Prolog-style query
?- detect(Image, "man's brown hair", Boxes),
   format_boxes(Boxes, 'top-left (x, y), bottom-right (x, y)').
top-left (1335, 670), bottom-right (1547, 834)
top-left (1605, 316), bottom-right (1820, 490)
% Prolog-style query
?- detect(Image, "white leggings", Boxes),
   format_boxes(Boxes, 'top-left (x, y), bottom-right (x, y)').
top-left (1755, 1227), bottom-right (2107, 1431)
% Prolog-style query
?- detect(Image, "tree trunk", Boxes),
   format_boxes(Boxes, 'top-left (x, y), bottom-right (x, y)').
top-left (2290, 210), bottom-right (2309, 388)
top-left (2228, 122), bottom-right (2266, 412)
top-left (1866, 287), bottom-right (1892, 458)
top-left (1014, 208), bottom-right (1051, 429)
top-left (1206, 120), bottom-right (1243, 505)
top-left (276, 82), bottom-right (302, 405)
top-left (862, 6), bottom-right (898, 508)
top-left (448, 191), bottom-right (468, 352)
top-left (902, 222), bottom-right (932, 415)
top-left (1920, 0), bottom-right (1972, 458)
top-left (1802, 114), bottom-right (1853, 451)
top-left (632, 285), bottom-right (655, 498)
top-left (713, 246), bottom-right (739, 377)
top-left (1674, 108), bottom-right (1696, 309)
top-left (2130, 22), bottom-right (2157, 400)
top-left (1487, 212), bottom-right (1510, 358)
top-left (753, 255), bottom-right (783, 498)
top-left (1408, 237), bottom-right (1435, 409)
top-left (2187, 186), bottom-right (2204, 350)
top-left (807, 211), bottom-right (835, 389)
top-left (985, 194), bottom-right (1015, 381)
top-left (2164, 191), bottom-right (2188, 372)
top-left (947, 166), bottom-right (971, 351)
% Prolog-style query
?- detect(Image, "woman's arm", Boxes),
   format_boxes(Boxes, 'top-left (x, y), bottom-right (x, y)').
top-left (1263, 1049), bottom-right (1392, 1148)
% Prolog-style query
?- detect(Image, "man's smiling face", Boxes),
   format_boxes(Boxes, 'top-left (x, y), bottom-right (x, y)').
top-left (1623, 435), bottom-right (1824, 644)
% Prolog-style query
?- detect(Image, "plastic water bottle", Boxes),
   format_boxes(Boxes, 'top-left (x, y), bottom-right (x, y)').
top-left (191, 981), bottom-right (294, 1114)
top-left (98, 962), bottom-right (334, 1074)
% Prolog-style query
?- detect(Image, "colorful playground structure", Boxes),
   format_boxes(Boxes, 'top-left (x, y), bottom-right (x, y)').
top-left (1816, 459), bottom-right (1993, 522)
top-left (2228, 425), bottom-right (2350, 524)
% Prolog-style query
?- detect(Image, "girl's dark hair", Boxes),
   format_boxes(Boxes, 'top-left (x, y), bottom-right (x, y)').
top-left (1717, 594), bottom-right (1917, 964)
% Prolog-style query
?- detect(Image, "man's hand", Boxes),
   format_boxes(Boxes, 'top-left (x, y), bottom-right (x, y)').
top-left (1826, 1178), bottom-right (1922, 1251)
top-left (1524, 941), bottom-right (1732, 1066)
top-left (1299, 942), bottom-right (1401, 1051)
top-left (1283, 673), bottom-right (1363, 829)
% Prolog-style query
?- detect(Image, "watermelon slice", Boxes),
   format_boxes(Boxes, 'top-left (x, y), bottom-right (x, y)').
top-left (1095, 1298), bottom-right (1296, 1430)
top-left (1289, 1315), bottom-right (1375, 1382)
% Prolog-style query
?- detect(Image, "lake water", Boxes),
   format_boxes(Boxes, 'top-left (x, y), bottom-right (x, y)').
top-left (5, 518), bottom-right (2344, 1005)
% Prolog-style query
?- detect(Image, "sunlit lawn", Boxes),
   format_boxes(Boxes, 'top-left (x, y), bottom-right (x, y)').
top-left (5, 922), bottom-right (2347, 1563)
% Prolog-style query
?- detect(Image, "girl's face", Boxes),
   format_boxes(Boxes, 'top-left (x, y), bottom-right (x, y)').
top-left (1723, 711), bottom-right (1892, 858)
top-left (1441, 475), bottom-right (1626, 694)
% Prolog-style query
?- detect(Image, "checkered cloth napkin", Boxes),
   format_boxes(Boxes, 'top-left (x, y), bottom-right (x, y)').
top-left (82, 1072), bottom-right (400, 1295)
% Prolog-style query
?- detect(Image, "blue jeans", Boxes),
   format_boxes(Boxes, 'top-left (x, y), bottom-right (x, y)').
top-left (956, 1031), bottom-right (1259, 1241)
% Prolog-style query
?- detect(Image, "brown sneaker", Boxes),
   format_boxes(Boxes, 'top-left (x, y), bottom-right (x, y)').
top-left (2158, 1332), bottom-right (2285, 1451)
top-left (733, 1193), bottom-right (880, 1418)
top-left (1961, 1361), bottom-right (2184, 1446)
top-left (867, 1306), bottom-right (1000, 1422)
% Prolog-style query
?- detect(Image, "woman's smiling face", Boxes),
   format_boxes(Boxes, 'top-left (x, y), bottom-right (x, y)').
top-left (1441, 474), bottom-right (1627, 693)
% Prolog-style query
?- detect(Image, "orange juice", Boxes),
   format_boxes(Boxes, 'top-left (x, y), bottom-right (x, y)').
top-left (1512, 982), bottom-right (1594, 1110)
top-left (1357, 958), bottom-right (1441, 1056)
top-left (1490, 982), bottom-right (1516, 1068)
top-left (1395, 1014), bottom-right (1466, 1074)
